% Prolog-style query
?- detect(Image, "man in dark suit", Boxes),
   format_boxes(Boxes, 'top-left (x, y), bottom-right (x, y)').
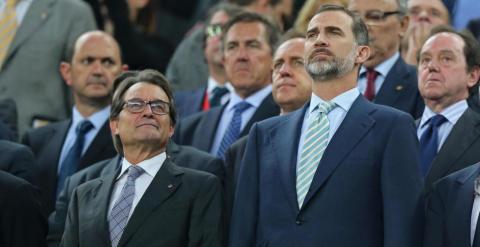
top-left (0, 170), bottom-right (47, 247)
top-left (229, 5), bottom-right (424, 247)
top-left (349, 0), bottom-right (424, 118)
top-left (48, 141), bottom-right (223, 247)
top-left (424, 163), bottom-right (480, 247)
top-left (61, 70), bottom-right (223, 247)
top-left (416, 26), bottom-right (480, 193)
top-left (0, 140), bottom-right (37, 184)
top-left (174, 3), bottom-right (243, 119)
top-left (174, 12), bottom-right (281, 158)
top-left (22, 31), bottom-right (127, 214)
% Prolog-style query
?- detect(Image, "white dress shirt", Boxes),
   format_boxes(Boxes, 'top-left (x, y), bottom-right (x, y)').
top-left (297, 87), bottom-right (360, 164)
top-left (417, 100), bottom-right (468, 151)
top-left (206, 77), bottom-right (234, 106)
top-left (108, 152), bottom-right (166, 222)
top-left (472, 191), bottom-right (480, 245)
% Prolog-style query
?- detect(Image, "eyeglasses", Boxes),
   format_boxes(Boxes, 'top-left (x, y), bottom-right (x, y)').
top-left (352, 10), bottom-right (402, 25)
top-left (122, 99), bottom-right (170, 115)
top-left (206, 24), bottom-right (223, 38)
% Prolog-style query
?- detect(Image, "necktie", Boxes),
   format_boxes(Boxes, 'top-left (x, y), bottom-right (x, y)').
top-left (0, 0), bottom-right (18, 67)
top-left (56, 120), bottom-right (94, 196)
top-left (210, 86), bottom-right (229, 107)
top-left (109, 165), bottom-right (145, 247)
top-left (296, 101), bottom-right (336, 208)
top-left (364, 69), bottom-right (378, 101)
top-left (419, 115), bottom-right (447, 176)
top-left (216, 101), bottom-right (251, 159)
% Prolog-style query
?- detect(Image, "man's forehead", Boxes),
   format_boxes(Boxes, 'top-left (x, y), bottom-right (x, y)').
top-left (274, 38), bottom-right (305, 59)
top-left (422, 33), bottom-right (464, 54)
top-left (225, 21), bottom-right (266, 41)
top-left (307, 11), bottom-right (352, 31)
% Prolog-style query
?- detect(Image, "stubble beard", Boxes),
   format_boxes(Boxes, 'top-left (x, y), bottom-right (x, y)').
top-left (306, 46), bottom-right (357, 82)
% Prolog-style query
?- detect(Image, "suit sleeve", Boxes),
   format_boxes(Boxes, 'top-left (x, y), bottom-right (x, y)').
top-left (59, 187), bottom-right (80, 247)
top-left (228, 124), bottom-right (260, 247)
top-left (8, 143), bottom-right (38, 185)
top-left (188, 174), bottom-right (225, 247)
top-left (381, 113), bottom-right (424, 247)
top-left (48, 176), bottom-right (73, 247)
top-left (424, 182), bottom-right (446, 247)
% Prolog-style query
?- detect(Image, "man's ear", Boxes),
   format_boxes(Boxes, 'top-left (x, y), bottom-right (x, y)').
top-left (467, 66), bottom-right (480, 88)
top-left (355, 45), bottom-right (371, 64)
top-left (110, 119), bottom-right (119, 135)
top-left (60, 62), bottom-right (72, 86)
top-left (399, 15), bottom-right (410, 39)
top-left (121, 64), bottom-right (129, 71)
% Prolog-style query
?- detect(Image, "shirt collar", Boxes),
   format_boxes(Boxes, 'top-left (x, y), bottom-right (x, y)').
top-left (308, 87), bottom-right (360, 114)
top-left (420, 100), bottom-right (468, 128)
top-left (360, 52), bottom-right (399, 78)
top-left (71, 105), bottom-right (111, 130)
top-left (206, 77), bottom-right (234, 95)
top-left (226, 84), bottom-right (272, 112)
top-left (117, 152), bottom-right (166, 180)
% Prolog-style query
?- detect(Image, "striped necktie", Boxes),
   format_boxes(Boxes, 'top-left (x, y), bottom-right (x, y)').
top-left (0, 0), bottom-right (18, 67)
top-left (296, 101), bottom-right (336, 208)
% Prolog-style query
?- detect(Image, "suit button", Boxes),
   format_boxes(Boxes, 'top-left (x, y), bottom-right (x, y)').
top-left (295, 217), bottom-right (303, 225)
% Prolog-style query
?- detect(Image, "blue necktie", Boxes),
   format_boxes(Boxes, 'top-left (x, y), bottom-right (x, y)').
top-left (56, 120), bottom-right (93, 196)
top-left (419, 115), bottom-right (447, 176)
top-left (109, 165), bottom-right (145, 247)
top-left (216, 101), bottom-right (251, 159)
top-left (210, 86), bottom-right (229, 107)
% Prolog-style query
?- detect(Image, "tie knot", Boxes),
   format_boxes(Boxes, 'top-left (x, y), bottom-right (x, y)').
top-left (366, 68), bottom-right (378, 81)
top-left (429, 114), bottom-right (447, 127)
top-left (127, 165), bottom-right (144, 180)
top-left (76, 120), bottom-right (93, 136)
top-left (212, 86), bottom-right (229, 97)
top-left (233, 101), bottom-right (251, 113)
top-left (317, 101), bottom-right (336, 114)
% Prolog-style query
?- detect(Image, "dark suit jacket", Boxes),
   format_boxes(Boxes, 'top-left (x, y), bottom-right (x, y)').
top-left (174, 87), bottom-right (206, 119)
top-left (60, 159), bottom-right (224, 247)
top-left (0, 170), bottom-right (47, 247)
top-left (424, 162), bottom-right (480, 247)
top-left (374, 57), bottom-right (424, 119)
top-left (0, 140), bottom-right (37, 184)
top-left (174, 94), bottom-right (280, 153)
top-left (425, 108), bottom-right (480, 193)
top-left (229, 96), bottom-right (424, 247)
top-left (22, 119), bottom-right (117, 214)
top-left (224, 136), bottom-right (247, 224)
top-left (48, 141), bottom-right (224, 247)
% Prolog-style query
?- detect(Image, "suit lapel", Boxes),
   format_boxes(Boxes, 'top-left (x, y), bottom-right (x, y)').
top-left (194, 106), bottom-right (225, 151)
top-left (302, 96), bottom-right (375, 207)
top-left (240, 94), bottom-right (280, 136)
top-left (374, 58), bottom-right (411, 105)
top-left (44, 120), bottom-right (70, 201)
top-left (118, 159), bottom-right (184, 246)
top-left (427, 109), bottom-right (480, 187)
top-left (3, 0), bottom-right (54, 65)
top-left (79, 121), bottom-right (114, 170)
top-left (452, 167), bottom-right (480, 246)
top-left (91, 159), bottom-right (121, 246)
top-left (269, 106), bottom-right (306, 212)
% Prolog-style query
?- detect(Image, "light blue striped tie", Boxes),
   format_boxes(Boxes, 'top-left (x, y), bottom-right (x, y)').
top-left (108, 165), bottom-right (144, 247)
top-left (216, 101), bottom-right (251, 159)
top-left (296, 101), bottom-right (336, 208)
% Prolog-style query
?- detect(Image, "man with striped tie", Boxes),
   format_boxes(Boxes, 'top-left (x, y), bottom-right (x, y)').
top-left (229, 4), bottom-right (424, 247)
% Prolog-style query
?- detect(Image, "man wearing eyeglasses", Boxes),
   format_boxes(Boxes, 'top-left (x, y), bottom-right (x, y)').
top-left (60, 69), bottom-right (224, 247)
top-left (349, 0), bottom-right (424, 119)
top-left (22, 31), bottom-right (127, 215)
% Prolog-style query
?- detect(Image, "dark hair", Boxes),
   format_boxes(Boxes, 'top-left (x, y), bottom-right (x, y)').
top-left (227, 0), bottom-right (281, 7)
top-left (421, 25), bottom-right (480, 72)
top-left (314, 4), bottom-right (369, 46)
top-left (273, 29), bottom-right (305, 52)
top-left (222, 11), bottom-right (281, 54)
top-left (110, 69), bottom-right (177, 155)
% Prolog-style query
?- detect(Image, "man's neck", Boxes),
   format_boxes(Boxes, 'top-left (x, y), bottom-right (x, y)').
top-left (75, 103), bottom-right (108, 118)
top-left (123, 145), bottom-right (165, 165)
top-left (208, 63), bottom-right (227, 86)
top-left (312, 73), bottom-right (357, 101)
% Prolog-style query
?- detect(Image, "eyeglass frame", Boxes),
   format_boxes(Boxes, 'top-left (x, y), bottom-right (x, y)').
top-left (122, 99), bottom-right (171, 115)
top-left (351, 10), bottom-right (403, 25)
top-left (205, 23), bottom-right (223, 38)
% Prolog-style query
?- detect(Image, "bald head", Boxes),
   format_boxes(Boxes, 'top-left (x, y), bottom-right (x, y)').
top-left (72, 31), bottom-right (122, 64)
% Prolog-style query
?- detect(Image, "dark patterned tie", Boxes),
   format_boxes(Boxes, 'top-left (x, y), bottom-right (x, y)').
top-left (209, 86), bottom-right (229, 107)
top-left (364, 69), bottom-right (378, 101)
top-left (56, 120), bottom-right (93, 196)
top-left (419, 115), bottom-right (447, 176)
top-left (216, 101), bottom-right (251, 159)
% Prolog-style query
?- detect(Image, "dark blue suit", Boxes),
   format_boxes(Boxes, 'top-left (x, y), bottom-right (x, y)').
top-left (174, 87), bottom-right (206, 119)
top-left (373, 57), bottom-right (424, 119)
top-left (229, 95), bottom-right (424, 247)
top-left (424, 162), bottom-right (480, 247)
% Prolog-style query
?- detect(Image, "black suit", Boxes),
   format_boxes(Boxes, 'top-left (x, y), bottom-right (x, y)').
top-left (22, 119), bottom-right (117, 214)
top-left (48, 141), bottom-right (224, 247)
top-left (0, 140), bottom-right (37, 184)
top-left (424, 108), bottom-right (480, 193)
top-left (224, 136), bottom-right (247, 224)
top-left (371, 57), bottom-right (424, 119)
top-left (60, 159), bottom-right (224, 247)
top-left (174, 94), bottom-right (280, 153)
top-left (0, 170), bottom-right (47, 247)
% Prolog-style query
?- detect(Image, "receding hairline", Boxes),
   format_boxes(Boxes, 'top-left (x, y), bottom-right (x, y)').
top-left (72, 31), bottom-right (122, 62)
